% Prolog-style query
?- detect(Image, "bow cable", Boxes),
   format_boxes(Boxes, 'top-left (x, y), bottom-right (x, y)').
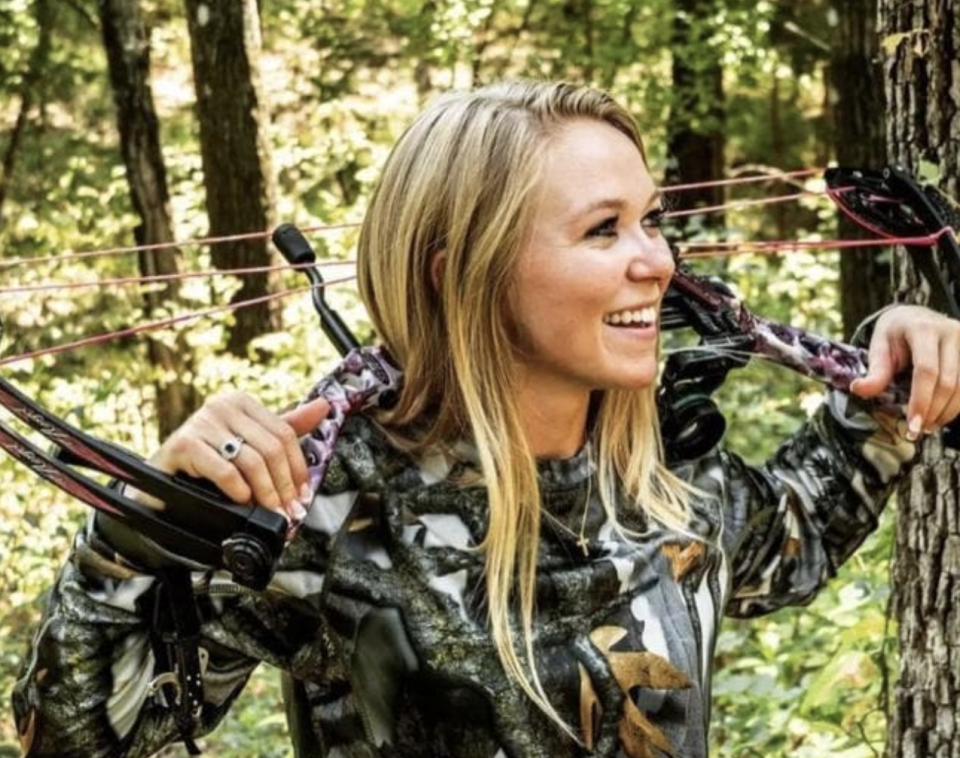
top-left (0, 260), bottom-right (356, 295)
top-left (0, 273), bottom-right (356, 367)
top-left (662, 167), bottom-right (825, 192)
top-left (0, 221), bottom-right (361, 270)
top-left (664, 187), bottom-right (844, 220)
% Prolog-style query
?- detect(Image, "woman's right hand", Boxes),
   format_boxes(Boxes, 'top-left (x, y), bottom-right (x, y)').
top-left (144, 394), bottom-right (331, 521)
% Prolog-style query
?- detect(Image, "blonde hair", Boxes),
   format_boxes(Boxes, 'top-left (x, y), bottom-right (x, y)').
top-left (357, 80), bottom-right (692, 734)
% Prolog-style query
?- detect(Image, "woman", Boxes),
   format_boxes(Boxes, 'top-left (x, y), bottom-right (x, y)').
top-left (14, 81), bottom-right (960, 758)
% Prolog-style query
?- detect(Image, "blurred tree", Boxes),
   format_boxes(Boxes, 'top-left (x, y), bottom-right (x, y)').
top-left (99, 0), bottom-right (199, 437)
top-left (880, 0), bottom-right (960, 755)
top-left (183, 0), bottom-right (280, 356)
top-left (828, 0), bottom-right (889, 339)
top-left (0, 0), bottom-right (52, 228)
top-left (665, 0), bottom-right (726, 225)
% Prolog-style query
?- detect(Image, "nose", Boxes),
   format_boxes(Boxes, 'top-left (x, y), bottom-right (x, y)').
top-left (626, 233), bottom-right (675, 283)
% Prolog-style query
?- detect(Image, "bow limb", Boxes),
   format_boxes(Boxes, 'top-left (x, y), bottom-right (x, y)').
top-left (826, 165), bottom-right (960, 445)
top-left (0, 415), bottom-right (227, 569)
top-left (0, 222), bottom-right (400, 588)
top-left (0, 369), bottom-right (288, 588)
top-left (826, 165), bottom-right (960, 318)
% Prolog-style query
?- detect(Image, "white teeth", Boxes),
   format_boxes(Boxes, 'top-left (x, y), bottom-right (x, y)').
top-left (603, 306), bottom-right (658, 326)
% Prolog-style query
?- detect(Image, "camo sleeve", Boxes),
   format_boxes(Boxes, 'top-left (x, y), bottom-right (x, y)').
top-left (10, 515), bottom-right (262, 758)
top-left (12, 452), bottom-right (357, 758)
top-left (719, 391), bottom-right (914, 617)
top-left (672, 311), bottom-right (918, 618)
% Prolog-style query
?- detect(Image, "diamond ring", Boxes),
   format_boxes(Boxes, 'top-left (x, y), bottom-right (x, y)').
top-left (219, 435), bottom-right (245, 462)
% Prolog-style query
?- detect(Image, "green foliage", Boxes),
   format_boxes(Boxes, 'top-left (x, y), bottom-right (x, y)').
top-left (0, 1), bottom-right (895, 756)
top-left (712, 512), bottom-right (896, 757)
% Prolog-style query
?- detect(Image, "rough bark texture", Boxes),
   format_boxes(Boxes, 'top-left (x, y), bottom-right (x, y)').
top-left (183, 0), bottom-right (280, 356)
top-left (99, 0), bottom-right (199, 438)
top-left (665, 0), bottom-right (725, 226)
top-left (880, 1), bottom-right (960, 756)
top-left (829, 0), bottom-right (891, 340)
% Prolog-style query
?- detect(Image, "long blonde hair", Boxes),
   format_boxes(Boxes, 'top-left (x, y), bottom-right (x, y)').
top-left (357, 80), bottom-right (692, 733)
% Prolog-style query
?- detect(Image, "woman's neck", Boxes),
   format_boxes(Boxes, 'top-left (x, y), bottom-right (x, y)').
top-left (515, 376), bottom-right (591, 459)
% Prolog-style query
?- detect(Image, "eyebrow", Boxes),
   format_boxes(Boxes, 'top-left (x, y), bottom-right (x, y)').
top-left (576, 190), bottom-right (663, 217)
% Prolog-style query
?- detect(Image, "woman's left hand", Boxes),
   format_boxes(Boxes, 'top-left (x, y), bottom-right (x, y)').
top-left (850, 305), bottom-right (960, 439)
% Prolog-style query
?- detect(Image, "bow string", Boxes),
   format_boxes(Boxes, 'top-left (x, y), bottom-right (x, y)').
top-left (0, 164), bottom-right (956, 586)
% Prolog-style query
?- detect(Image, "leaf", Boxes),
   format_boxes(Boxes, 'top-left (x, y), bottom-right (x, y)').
top-left (880, 29), bottom-right (929, 57)
top-left (918, 159), bottom-right (942, 185)
top-left (580, 626), bottom-right (692, 758)
top-left (800, 651), bottom-right (878, 714)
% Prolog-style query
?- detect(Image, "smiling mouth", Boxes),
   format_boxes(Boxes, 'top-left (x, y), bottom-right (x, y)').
top-left (602, 305), bottom-right (658, 328)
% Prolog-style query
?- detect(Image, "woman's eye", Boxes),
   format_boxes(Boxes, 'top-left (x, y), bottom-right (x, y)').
top-left (642, 207), bottom-right (665, 230)
top-left (587, 217), bottom-right (618, 238)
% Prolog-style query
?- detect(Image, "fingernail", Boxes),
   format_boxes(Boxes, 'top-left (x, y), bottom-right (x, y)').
top-left (287, 500), bottom-right (307, 522)
top-left (906, 415), bottom-right (923, 441)
top-left (299, 483), bottom-right (313, 506)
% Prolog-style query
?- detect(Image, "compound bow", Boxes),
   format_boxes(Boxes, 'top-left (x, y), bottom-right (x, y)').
top-left (0, 162), bottom-right (956, 748)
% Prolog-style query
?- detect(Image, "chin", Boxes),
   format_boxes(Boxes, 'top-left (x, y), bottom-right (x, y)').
top-left (602, 371), bottom-right (658, 391)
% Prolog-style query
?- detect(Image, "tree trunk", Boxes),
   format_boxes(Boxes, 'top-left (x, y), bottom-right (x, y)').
top-left (665, 0), bottom-right (725, 228)
top-left (880, 1), bottom-right (960, 756)
top-left (828, 0), bottom-right (890, 340)
top-left (99, 0), bottom-right (200, 439)
top-left (183, 0), bottom-right (280, 356)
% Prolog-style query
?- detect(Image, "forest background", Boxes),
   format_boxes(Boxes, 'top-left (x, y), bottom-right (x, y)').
top-left (0, 0), bottom-right (925, 756)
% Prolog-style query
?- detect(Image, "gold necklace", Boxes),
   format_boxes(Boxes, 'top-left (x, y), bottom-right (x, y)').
top-left (542, 445), bottom-right (593, 557)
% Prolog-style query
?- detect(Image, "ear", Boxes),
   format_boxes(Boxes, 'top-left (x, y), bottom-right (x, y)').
top-left (430, 249), bottom-right (447, 291)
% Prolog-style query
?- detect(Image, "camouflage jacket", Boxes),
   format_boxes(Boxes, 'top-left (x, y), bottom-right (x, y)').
top-left (12, 353), bottom-right (917, 758)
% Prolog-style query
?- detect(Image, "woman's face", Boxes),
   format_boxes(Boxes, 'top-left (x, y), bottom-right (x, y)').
top-left (509, 118), bottom-right (675, 399)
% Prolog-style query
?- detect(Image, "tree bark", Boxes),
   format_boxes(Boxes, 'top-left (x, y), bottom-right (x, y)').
top-left (829, 0), bottom-right (890, 340)
top-left (183, 0), bottom-right (280, 356)
top-left (99, 0), bottom-right (200, 438)
top-left (880, 1), bottom-right (960, 756)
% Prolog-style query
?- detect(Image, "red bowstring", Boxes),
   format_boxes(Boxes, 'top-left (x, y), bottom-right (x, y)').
top-left (664, 187), bottom-right (843, 220)
top-left (0, 260), bottom-right (356, 295)
top-left (0, 273), bottom-right (357, 367)
top-left (1, 167), bottom-right (950, 299)
top-left (0, 169), bottom-right (953, 367)
top-left (0, 169), bottom-right (824, 271)
top-left (0, 222), bottom-right (360, 271)
top-left (678, 234), bottom-right (951, 259)
top-left (662, 167), bottom-right (825, 193)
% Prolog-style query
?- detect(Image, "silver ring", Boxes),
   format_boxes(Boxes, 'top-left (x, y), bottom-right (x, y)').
top-left (218, 435), bottom-right (245, 462)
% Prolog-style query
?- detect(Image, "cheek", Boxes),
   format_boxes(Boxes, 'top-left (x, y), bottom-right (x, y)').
top-left (509, 254), bottom-right (612, 348)
top-left (513, 289), bottom-right (604, 360)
